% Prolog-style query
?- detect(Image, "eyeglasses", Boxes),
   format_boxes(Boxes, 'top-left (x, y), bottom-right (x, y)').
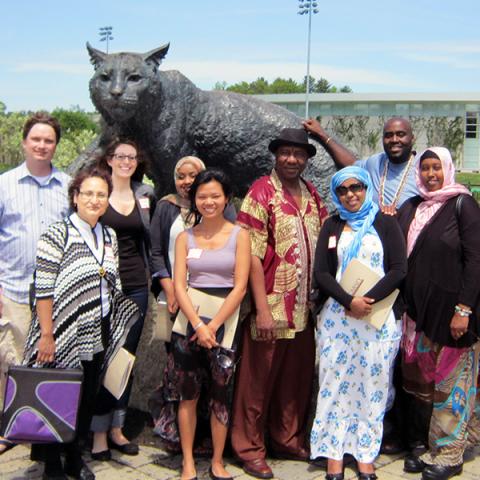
top-left (112, 154), bottom-right (138, 162)
top-left (277, 148), bottom-right (308, 161)
top-left (335, 183), bottom-right (366, 197)
top-left (78, 191), bottom-right (108, 200)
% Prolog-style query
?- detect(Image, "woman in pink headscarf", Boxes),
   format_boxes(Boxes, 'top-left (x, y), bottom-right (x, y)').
top-left (397, 147), bottom-right (480, 480)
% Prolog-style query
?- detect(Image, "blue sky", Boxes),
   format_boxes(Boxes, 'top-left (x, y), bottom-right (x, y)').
top-left (1, 0), bottom-right (480, 112)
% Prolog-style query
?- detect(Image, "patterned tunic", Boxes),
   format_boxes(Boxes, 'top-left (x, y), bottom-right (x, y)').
top-left (23, 218), bottom-right (139, 369)
top-left (237, 170), bottom-right (328, 339)
top-left (310, 231), bottom-right (401, 463)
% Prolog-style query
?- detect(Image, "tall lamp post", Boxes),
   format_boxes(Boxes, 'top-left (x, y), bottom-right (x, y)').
top-left (297, 1), bottom-right (318, 118)
top-left (99, 26), bottom-right (114, 53)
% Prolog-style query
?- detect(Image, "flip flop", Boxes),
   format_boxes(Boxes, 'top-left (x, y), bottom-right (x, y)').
top-left (0, 438), bottom-right (16, 454)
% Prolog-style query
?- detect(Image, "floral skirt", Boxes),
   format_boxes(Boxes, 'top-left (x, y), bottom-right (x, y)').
top-left (402, 332), bottom-right (480, 466)
top-left (149, 333), bottom-right (236, 445)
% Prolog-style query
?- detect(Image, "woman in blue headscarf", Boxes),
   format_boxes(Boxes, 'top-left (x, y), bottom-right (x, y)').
top-left (310, 166), bottom-right (407, 480)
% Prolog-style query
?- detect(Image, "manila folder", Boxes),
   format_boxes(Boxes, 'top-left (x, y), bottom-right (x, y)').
top-left (103, 347), bottom-right (136, 400)
top-left (172, 287), bottom-right (239, 349)
top-left (339, 258), bottom-right (399, 330)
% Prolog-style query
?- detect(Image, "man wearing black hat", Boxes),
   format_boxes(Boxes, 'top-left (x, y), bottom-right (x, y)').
top-left (231, 128), bottom-right (328, 479)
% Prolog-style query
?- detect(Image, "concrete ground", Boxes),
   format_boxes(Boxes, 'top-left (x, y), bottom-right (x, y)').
top-left (2, 443), bottom-right (479, 480)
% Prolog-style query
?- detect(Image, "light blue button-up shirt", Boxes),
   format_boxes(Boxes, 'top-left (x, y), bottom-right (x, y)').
top-left (0, 162), bottom-right (70, 304)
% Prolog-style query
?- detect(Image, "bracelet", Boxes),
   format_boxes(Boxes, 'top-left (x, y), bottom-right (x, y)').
top-left (193, 321), bottom-right (204, 331)
top-left (455, 305), bottom-right (472, 317)
top-left (325, 136), bottom-right (332, 145)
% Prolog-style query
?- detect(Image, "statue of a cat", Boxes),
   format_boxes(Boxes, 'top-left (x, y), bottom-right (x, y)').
top-left (73, 43), bottom-right (335, 198)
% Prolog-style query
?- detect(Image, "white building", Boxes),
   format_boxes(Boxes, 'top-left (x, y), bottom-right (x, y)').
top-left (254, 92), bottom-right (480, 170)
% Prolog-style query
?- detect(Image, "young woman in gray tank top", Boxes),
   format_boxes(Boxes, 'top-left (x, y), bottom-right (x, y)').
top-left (172, 170), bottom-right (250, 480)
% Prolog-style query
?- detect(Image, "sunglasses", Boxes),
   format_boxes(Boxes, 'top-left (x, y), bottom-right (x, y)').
top-left (335, 183), bottom-right (366, 197)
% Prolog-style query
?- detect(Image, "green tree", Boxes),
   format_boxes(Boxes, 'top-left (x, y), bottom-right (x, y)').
top-left (213, 81), bottom-right (227, 91)
top-left (312, 77), bottom-right (332, 93)
top-left (51, 108), bottom-right (98, 136)
top-left (0, 107), bottom-right (99, 171)
top-left (270, 77), bottom-right (302, 94)
top-left (220, 76), bottom-right (352, 94)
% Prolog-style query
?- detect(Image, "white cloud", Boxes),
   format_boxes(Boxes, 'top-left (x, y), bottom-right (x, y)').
top-left (400, 53), bottom-right (480, 69)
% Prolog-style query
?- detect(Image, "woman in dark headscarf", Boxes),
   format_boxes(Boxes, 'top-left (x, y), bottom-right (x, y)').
top-left (310, 166), bottom-right (407, 480)
top-left (398, 147), bottom-right (480, 480)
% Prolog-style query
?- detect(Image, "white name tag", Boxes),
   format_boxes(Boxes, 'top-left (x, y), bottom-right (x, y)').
top-left (105, 245), bottom-right (114, 260)
top-left (187, 248), bottom-right (203, 259)
top-left (139, 197), bottom-right (150, 209)
top-left (328, 235), bottom-right (337, 249)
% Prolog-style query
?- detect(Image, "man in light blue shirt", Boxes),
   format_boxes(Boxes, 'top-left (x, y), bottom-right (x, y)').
top-left (303, 117), bottom-right (418, 213)
top-left (0, 113), bottom-right (70, 451)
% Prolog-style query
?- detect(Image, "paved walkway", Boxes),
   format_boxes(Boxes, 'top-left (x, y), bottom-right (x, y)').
top-left (2, 444), bottom-right (479, 480)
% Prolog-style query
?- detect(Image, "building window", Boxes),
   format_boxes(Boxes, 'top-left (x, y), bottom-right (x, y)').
top-left (465, 112), bottom-right (478, 139)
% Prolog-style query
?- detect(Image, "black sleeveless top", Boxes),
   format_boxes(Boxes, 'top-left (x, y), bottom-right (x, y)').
top-left (102, 204), bottom-right (147, 290)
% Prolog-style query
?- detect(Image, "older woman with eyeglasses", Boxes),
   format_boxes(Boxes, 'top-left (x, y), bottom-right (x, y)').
top-left (24, 166), bottom-right (139, 480)
top-left (310, 166), bottom-right (407, 480)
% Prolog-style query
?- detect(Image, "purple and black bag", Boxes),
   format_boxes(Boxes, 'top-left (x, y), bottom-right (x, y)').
top-left (0, 365), bottom-right (83, 443)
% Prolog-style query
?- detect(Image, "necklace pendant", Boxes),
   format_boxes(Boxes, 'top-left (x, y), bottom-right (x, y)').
top-left (99, 267), bottom-right (106, 277)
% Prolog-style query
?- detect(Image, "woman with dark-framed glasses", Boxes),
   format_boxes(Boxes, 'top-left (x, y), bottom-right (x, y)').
top-left (397, 147), bottom-right (480, 480)
top-left (310, 166), bottom-right (407, 480)
top-left (93, 138), bottom-right (155, 459)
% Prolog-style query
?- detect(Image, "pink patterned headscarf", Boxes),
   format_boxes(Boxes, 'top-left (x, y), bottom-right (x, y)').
top-left (402, 147), bottom-right (471, 356)
top-left (406, 146), bottom-right (470, 256)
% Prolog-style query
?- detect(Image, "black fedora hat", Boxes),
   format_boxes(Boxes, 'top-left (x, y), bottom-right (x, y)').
top-left (268, 128), bottom-right (316, 158)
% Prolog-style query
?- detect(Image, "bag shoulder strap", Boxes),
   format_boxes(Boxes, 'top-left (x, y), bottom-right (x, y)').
top-left (455, 194), bottom-right (465, 222)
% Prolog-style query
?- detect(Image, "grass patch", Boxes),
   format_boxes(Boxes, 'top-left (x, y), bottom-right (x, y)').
top-left (456, 172), bottom-right (480, 187)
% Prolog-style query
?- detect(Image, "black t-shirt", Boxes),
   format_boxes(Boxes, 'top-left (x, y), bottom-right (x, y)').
top-left (102, 203), bottom-right (147, 290)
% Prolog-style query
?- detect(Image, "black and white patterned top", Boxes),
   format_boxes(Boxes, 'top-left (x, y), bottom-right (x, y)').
top-left (23, 217), bottom-right (140, 369)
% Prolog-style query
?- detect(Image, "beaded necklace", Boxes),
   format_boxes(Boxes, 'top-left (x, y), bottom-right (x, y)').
top-left (378, 154), bottom-right (415, 208)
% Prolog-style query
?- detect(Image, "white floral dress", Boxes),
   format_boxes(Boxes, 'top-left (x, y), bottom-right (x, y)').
top-left (310, 231), bottom-right (401, 463)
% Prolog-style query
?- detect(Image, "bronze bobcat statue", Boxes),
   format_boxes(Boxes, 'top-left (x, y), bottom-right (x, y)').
top-left (75, 43), bottom-right (334, 198)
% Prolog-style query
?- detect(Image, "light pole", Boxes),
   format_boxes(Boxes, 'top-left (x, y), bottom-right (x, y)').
top-left (297, 1), bottom-right (318, 118)
top-left (99, 26), bottom-right (114, 53)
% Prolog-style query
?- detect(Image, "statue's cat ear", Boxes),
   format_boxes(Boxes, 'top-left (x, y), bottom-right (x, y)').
top-left (142, 43), bottom-right (170, 69)
top-left (86, 42), bottom-right (106, 70)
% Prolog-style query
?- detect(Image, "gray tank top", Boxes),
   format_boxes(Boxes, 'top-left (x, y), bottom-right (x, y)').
top-left (186, 225), bottom-right (241, 288)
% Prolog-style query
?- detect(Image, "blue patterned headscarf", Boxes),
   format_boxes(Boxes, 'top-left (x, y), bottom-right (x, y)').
top-left (330, 166), bottom-right (379, 272)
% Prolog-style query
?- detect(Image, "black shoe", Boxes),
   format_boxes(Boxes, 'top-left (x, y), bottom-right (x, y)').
top-left (43, 460), bottom-right (66, 480)
top-left (325, 474), bottom-right (344, 480)
top-left (42, 474), bottom-right (67, 480)
top-left (421, 463), bottom-right (463, 480)
top-left (108, 438), bottom-right (139, 455)
top-left (91, 449), bottom-right (111, 461)
top-left (358, 474), bottom-right (377, 480)
top-left (65, 463), bottom-right (95, 480)
top-left (404, 454), bottom-right (427, 473)
top-left (209, 466), bottom-right (233, 480)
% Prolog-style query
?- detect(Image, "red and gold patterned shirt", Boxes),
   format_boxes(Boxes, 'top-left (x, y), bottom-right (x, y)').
top-left (238, 170), bottom-right (328, 339)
